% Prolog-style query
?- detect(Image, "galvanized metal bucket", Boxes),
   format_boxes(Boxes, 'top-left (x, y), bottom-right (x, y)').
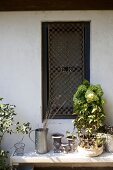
top-left (29, 128), bottom-right (48, 154)
top-left (105, 134), bottom-right (113, 152)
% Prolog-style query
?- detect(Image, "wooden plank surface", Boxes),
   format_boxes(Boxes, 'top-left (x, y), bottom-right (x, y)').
top-left (0, 0), bottom-right (113, 11)
top-left (34, 168), bottom-right (113, 170)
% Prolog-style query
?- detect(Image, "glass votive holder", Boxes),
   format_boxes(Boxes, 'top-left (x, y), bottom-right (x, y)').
top-left (14, 142), bottom-right (25, 156)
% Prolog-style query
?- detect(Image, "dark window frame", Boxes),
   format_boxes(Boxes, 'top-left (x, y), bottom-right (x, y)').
top-left (42, 22), bottom-right (90, 120)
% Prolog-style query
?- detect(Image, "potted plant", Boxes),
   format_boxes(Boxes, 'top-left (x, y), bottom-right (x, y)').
top-left (66, 131), bottom-right (77, 152)
top-left (52, 133), bottom-right (64, 153)
top-left (73, 80), bottom-right (106, 156)
top-left (104, 125), bottom-right (113, 152)
top-left (0, 98), bottom-right (31, 169)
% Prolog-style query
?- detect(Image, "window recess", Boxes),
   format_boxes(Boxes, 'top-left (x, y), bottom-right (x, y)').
top-left (42, 22), bottom-right (90, 119)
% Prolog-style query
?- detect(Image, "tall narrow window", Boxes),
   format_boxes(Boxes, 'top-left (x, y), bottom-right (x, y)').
top-left (42, 22), bottom-right (90, 119)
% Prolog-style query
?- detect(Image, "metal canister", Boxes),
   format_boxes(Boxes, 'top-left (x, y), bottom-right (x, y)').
top-left (29, 128), bottom-right (48, 154)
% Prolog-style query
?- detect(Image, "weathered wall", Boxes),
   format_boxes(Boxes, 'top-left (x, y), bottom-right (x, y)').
top-left (0, 11), bottom-right (113, 152)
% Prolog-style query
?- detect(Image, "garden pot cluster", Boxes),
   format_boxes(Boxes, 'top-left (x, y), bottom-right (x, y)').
top-left (52, 133), bottom-right (77, 153)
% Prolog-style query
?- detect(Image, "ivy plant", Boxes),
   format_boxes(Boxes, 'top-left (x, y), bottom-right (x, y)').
top-left (0, 98), bottom-right (31, 169)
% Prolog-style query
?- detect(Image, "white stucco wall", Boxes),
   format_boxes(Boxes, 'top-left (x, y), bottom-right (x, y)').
top-left (0, 11), bottom-right (113, 153)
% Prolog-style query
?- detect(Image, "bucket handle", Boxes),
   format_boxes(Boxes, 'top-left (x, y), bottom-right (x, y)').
top-left (29, 130), bottom-right (35, 143)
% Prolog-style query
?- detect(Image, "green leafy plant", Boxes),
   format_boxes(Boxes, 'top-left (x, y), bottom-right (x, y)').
top-left (66, 131), bottom-right (76, 139)
top-left (0, 150), bottom-right (9, 170)
top-left (0, 98), bottom-right (31, 169)
top-left (73, 80), bottom-right (105, 148)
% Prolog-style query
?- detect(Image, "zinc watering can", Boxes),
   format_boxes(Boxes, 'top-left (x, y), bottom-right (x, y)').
top-left (29, 128), bottom-right (48, 154)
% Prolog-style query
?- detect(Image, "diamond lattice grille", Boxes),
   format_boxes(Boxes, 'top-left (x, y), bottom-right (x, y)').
top-left (47, 22), bottom-right (84, 117)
